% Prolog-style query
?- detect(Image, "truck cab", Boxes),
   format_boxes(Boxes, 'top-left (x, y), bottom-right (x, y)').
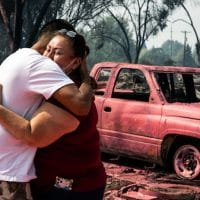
top-left (90, 62), bottom-right (200, 180)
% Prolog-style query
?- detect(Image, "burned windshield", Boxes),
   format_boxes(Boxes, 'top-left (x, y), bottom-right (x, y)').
top-left (155, 72), bottom-right (200, 103)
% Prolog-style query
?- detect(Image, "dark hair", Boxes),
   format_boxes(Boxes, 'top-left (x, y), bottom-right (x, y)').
top-left (54, 30), bottom-right (86, 59)
top-left (39, 19), bottom-right (75, 37)
top-left (38, 19), bottom-right (86, 59)
top-left (68, 46), bottom-right (90, 86)
top-left (85, 45), bottom-right (90, 56)
top-left (35, 19), bottom-right (76, 53)
top-left (73, 34), bottom-right (86, 59)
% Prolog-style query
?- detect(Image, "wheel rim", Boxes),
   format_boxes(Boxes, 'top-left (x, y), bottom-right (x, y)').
top-left (173, 145), bottom-right (200, 179)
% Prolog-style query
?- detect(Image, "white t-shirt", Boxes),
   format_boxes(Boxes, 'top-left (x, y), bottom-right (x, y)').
top-left (0, 48), bottom-right (74, 182)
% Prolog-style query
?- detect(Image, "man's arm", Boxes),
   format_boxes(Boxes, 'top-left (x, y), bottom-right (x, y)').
top-left (53, 59), bottom-right (94, 116)
top-left (0, 102), bottom-right (80, 147)
top-left (53, 78), bottom-right (93, 116)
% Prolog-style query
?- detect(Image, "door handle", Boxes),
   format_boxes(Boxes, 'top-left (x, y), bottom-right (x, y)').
top-left (104, 106), bottom-right (111, 112)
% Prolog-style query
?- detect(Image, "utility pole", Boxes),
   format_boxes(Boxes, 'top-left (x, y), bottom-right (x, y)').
top-left (181, 30), bottom-right (190, 66)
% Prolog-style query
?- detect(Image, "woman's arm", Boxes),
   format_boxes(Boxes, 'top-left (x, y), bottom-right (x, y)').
top-left (0, 101), bottom-right (79, 148)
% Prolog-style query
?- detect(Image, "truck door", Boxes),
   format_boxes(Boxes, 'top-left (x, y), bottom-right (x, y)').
top-left (93, 67), bottom-right (112, 130)
top-left (100, 68), bottom-right (162, 160)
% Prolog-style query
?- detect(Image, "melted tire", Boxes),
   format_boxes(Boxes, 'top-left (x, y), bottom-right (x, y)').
top-left (173, 144), bottom-right (200, 180)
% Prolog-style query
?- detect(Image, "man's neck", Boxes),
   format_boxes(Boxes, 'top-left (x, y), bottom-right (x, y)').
top-left (31, 42), bottom-right (44, 55)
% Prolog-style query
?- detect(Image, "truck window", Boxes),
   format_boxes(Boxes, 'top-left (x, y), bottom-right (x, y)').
top-left (155, 72), bottom-right (200, 103)
top-left (95, 68), bottom-right (111, 95)
top-left (112, 68), bottom-right (150, 102)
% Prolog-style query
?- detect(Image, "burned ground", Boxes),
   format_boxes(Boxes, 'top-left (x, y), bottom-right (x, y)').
top-left (102, 153), bottom-right (200, 200)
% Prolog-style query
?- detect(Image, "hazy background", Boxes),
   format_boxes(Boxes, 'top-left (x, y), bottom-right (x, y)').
top-left (147, 0), bottom-right (200, 50)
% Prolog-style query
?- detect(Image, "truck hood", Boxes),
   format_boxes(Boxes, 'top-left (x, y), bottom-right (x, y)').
top-left (163, 103), bottom-right (200, 120)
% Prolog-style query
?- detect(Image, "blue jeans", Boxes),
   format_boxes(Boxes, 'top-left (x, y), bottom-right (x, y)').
top-left (34, 186), bottom-right (105, 200)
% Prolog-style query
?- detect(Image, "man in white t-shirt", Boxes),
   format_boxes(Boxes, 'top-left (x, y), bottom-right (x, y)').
top-left (0, 19), bottom-right (93, 199)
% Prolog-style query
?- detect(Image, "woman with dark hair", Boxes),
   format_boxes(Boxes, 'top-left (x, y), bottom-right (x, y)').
top-left (31, 33), bottom-right (106, 199)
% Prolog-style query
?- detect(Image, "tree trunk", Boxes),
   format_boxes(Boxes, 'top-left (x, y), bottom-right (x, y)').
top-left (25, 0), bottom-right (54, 47)
top-left (181, 3), bottom-right (200, 64)
top-left (0, 0), bottom-right (14, 52)
top-left (13, 0), bottom-right (25, 51)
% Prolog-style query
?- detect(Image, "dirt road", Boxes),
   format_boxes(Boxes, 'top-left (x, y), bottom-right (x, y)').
top-left (102, 154), bottom-right (200, 200)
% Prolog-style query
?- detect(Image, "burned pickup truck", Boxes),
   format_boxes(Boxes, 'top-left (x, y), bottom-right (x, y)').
top-left (90, 62), bottom-right (200, 180)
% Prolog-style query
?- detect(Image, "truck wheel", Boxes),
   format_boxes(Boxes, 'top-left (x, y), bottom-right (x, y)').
top-left (173, 144), bottom-right (200, 180)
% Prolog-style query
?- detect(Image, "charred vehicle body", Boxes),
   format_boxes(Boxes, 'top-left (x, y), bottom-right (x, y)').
top-left (90, 62), bottom-right (200, 180)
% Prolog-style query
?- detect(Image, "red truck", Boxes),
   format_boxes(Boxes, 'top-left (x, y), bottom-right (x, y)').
top-left (90, 61), bottom-right (200, 180)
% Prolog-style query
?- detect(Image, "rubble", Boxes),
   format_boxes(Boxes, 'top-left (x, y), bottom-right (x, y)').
top-left (103, 157), bottom-right (200, 200)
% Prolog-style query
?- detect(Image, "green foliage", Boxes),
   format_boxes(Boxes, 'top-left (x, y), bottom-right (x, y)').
top-left (0, 0), bottom-right (197, 67)
top-left (193, 45), bottom-right (200, 66)
top-left (111, 0), bottom-right (170, 63)
top-left (163, 0), bottom-right (186, 10)
top-left (84, 16), bottom-right (135, 67)
top-left (138, 39), bottom-right (197, 67)
top-left (139, 47), bottom-right (171, 65)
top-left (156, 7), bottom-right (169, 30)
top-left (174, 44), bottom-right (197, 67)
top-left (23, 0), bottom-right (66, 47)
top-left (162, 40), bottom-right (196, 66)
top-left (161, 40), bottom-right (183, 58)
top-left (87, 39), bottom-right (129, 70)
top-left (62, 0), bottom-right (112, 26)
top-left (0, 0), bottom-right (111, 60)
